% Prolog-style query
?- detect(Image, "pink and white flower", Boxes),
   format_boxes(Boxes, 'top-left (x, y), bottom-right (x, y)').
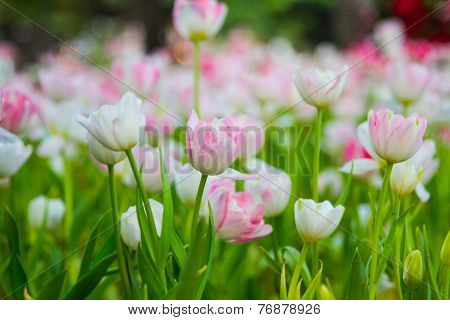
top-left (368, 108), bottom-right (427, 163)
top-left (173, 0), bottom-right (228, 42)
top-left (209, 188), bottom-right (272, 243)
top-left (0, 88), bottom-right (39, 134)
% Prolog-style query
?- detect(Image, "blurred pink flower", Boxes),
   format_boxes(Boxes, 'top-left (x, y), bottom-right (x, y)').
top-left (0, 88), bottom-right (39, 133)
top-left (173, 0), bottom-right (228, 42)
top-left (209, 188), bottom-right (272, 243)
top-left (233, 114), bottom-right (265, 159)
top-left (186, 109), bottom-right (243, 175)
top-left (368, 108), bottom-right (427, 163)
top-left (343, 138), bottom-right (372, 163)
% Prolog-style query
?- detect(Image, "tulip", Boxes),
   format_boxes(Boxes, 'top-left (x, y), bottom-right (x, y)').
top-left (112, 58), bottom-right (160, 96)
top-left (294, 198), bottom-right (344, 243)
top-left (368, 108), bottom-right (427, 163)
top-left (85, 132), bottom-right (125, 166)
top-left (441, 231), bottom-right (450, 267)
top-left (209, 189), bottom-right (272, 243)
top-left (410, 140), bottom-right (439, 202)
top-left (0, 127), bottom-right (32, 178)
top-left (386, 62), bottom-right (431, 107)
top-left (244, 158), bottom-right (291, 217)
top-left (390, 161), bottom-right (423, 198)
top-left (172, 0), bottom-right (228, 42)
top-left (77, 92), bottom-right (145, 151)
top-left (28, 195), bottom-right (65, 230)
top-left (403, 250), bottom-right (423, 290)
top-left (120, 199), bottom-right (163, 250)
top-left (186, 109), bottom-right (243, 176)
top-left (0, 88), bottom-right (39, 134)
top-left (293, 67), bottom-right (348, 109)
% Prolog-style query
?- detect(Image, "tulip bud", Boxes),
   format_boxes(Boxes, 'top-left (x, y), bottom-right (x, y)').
top-left (173, 0), bottom-right (228, 42)
top-left (293, 67), bottom-right (347, 109)
top-left (0, 127), bottom-right (32, 178)
top-left (28, 195), bottom-right (65, 230)
top-left (390, 161), bottom-right (423, 198)
top-left (86, 132), bottom-right (125, 166)
top-left (294, 198), bottom-right (344, 243)
top-left (368, 108), bottom-right (427, 163)
top-left (403, 250), bottom-right (423, 290)
top-left (440, 231), bottom-right (450, 267)
top-left (186, 109), bottom-right (243, 176)
top-left (77, 92), bottom-right (145, 151)
top-left (120, 199), bottom-right (163, 250)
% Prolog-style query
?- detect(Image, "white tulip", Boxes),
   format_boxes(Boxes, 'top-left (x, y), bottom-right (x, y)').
top-left (391, 161), bottom-right (423, 198)
top-left (77, 92), bottom-right (145, 151)
top-left (86, 132), bottom-right (125, 166)
top-left (0, 128), bottom-right (32, 178)
top-left (294, 198), bottom-right (344, 243)
top-left (120, 199), bottom-right (163, 250)
top-left (28, 195), bottom-right (65, 230)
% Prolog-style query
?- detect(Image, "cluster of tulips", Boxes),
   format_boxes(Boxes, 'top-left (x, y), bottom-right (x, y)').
top-left (0, 0), bottom-right (449, 300)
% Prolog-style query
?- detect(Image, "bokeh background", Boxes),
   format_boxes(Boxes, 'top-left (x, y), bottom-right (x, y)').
top-left (1, 0), bottom-right (448, 64)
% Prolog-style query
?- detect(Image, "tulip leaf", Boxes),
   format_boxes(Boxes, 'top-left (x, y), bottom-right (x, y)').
top-left (280, 263), bottom-right (287, 299)
top-left (63, 252), bottom-right (116, 299)
top-left (137, 245), bottom-right (165, 298)
top-left (420, 226), bottom-right (440, 299)
top-left (135, 189), bottom-right (155, 262)
top-left (335, 162), bottom-right (353, 206)
top-left (259, 246), bottom-right (281, 274)
top-left (302, 261), bottom-right (322, 300)
top-left (78, 214), bottom-right (105, 279)
top-left (345, 247), bottom-right (369, 299)
top-left (170, 230), bottom-right (187, 271)
top-left (37, 269), bottom-right (66, 300)
top-left (159, 147), bottom-right (174, 274)
top-left (4, 209), bottom-right (21, 255)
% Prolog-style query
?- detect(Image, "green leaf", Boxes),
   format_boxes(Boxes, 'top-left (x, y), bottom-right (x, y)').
top-left (280, 263), bottom-right (287, 299)
top-left (78, 215), bottom-right (105, 279)
top-left (5, 255), bottom-right (28, 300)
top-left (4, 209), bottom-right (21, 255)
top-left (302, 261), bottom-right (322, 300)
top-left (421, 226), bottom-right (440, 299)
top-left (137, 246), bottom-right (165, 298)
top-left (37, 269), bottom-right (66, 299)
top-left (159, 148), bottom-right (174, 271)
top-left (335, 162), bottom-right (353, 206)
top-left (63, 253), bottom-right (116, 300)
top-left (170, 230), bottom-right (187, 271)
top-left (259, 246), bottom-right (281, 274)
top-left (282, 246), bottom-right (312, 286)
top-left (135, 189), bottom-right (155, 262)
top-left (345, 247), bottom-right (369, 299)
top-left (195, 206), bottom-right (215, 299)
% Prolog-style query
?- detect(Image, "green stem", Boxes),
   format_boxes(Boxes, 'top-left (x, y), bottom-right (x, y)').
top-left (193, 40), bottom-right (201, 116)
top-left (369, 162), bottom-right (393, 299)
top-left (288, 243), bottom-right (310, 299)
top-left (125, 150), bottom-right (159, 258)
top-left (269, 217), bottom-right (282, 264)
top-left (312, 109), bottom-right (323, 202)
top-left (108, 165), bottom-right (133, 299)
top-left (63, 158), bottom-right (73, 242)
top-left (191, 174), bottom-right (208, 242)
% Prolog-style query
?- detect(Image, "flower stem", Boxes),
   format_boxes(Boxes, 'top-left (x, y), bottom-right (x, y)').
top-left (191, 174), bottom-right (208, 242)
top-left (125, 149), bottom-right (159, 258)
top-left (312, 109), bottom-right (323, 202)
top-left (108, 165), bottom-right (133, 299)
top-left (269, 217), bottom-right (282, 264)
top-left (369, 162), bottom-right (394, 299)
top-left (193, 40), bottom-right (201, 116)
top-left (63, 158), bottom-right (73, 241)
top-left (288, 243), bottom-right (310, 299)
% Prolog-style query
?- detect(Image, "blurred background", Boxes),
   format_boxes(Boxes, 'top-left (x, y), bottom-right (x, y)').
top-left (0, 0), bottom-right (449, 64)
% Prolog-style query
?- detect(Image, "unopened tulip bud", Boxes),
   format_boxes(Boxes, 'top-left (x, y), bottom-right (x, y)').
top-left (294, 199), bottom-right (344, 243)
top-left (78, 92), bottom-right (145, 151)
top-left (368, 108), bottom-right (426, 163)
top-left (390, 161), bottom-right (423, 198)
top-left (120, 199), bottom-right (163, 250)
top-left (440, 231), bottom-right (450, 267)
top-left (28, 195), bottom-right (65, 230)
top-left (403, 250), bottom-right (423, 290)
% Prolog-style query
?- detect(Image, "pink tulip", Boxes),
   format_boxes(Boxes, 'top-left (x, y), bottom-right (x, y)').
top-left (186, 109), bottom-right (243, 175)
top-left (368, 108), bottom-right (427, 163)
top-left (112, 58), bottom-right (160, 96)
top-left (209, 189), bottom-right (272, 243)
top-left (173, 0), bottom-right (228, 42)
top-left (0, 88), bottom-right (39, 133)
